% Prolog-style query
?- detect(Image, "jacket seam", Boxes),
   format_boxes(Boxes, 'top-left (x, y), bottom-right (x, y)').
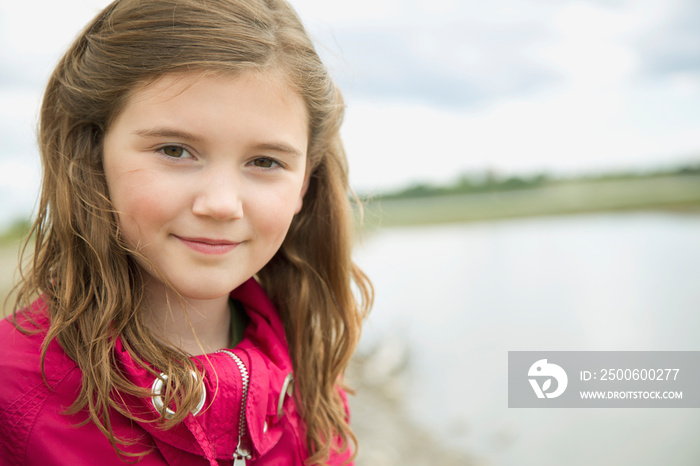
top-left (20, 365), bottom-right (80, 463)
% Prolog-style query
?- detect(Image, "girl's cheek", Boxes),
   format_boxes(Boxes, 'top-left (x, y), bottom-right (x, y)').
top-left (254, 191), bottom-right (301, 243)
top-left (111, 172), bottom-right (176, 236)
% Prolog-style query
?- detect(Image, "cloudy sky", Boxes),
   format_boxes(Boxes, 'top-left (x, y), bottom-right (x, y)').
top-left (1, 0), bottom-right (700, 224)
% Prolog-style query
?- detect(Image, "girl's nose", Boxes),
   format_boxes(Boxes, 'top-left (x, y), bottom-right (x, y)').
top-left (191, 168), bottom-right (244, 220)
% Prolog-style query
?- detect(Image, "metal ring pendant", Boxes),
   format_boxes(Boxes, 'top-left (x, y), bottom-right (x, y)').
top-left (151, 370), bottom-right (206, 418)
top-left (277, 372), bottom-right (294, 420)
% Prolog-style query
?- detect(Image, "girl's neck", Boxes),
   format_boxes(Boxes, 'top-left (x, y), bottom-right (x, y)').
top-left (140, 279), bottom-right (232, 356)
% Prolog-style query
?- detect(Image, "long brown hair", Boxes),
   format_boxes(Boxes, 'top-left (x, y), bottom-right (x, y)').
top-left (12, 0), bottom-right (372, 463)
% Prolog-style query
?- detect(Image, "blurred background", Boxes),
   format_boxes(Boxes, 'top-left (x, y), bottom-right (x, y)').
top-left (2, 0), bottom-right (700, 465)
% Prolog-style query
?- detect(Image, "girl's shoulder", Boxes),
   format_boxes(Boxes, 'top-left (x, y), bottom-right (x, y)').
top-left (0, 300), bottom-right (82, 464)
top-left (0, 303), bottom-right (164, 465)
top-left (0, 298), bottom-right (75, 382)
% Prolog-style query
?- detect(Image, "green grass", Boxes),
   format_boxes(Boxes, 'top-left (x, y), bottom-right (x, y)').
top-left (0, 238), bottom-right (24, 317)
top-left (361, 174), bottom-right (700, 228)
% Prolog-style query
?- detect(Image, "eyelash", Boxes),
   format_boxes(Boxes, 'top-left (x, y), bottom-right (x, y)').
top-left (156, 144), bottom-right (194, 160)
top-left (249, 157), bottom-right (282, 169)
top-left (156, 145), bottom-right (283, 170)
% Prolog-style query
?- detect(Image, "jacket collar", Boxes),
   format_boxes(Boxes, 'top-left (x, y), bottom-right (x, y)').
top-left (113, 278), bottom-right (303, 463)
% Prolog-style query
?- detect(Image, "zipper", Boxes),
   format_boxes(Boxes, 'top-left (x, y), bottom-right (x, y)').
top-left (218, 350), bottom-right (252, 465)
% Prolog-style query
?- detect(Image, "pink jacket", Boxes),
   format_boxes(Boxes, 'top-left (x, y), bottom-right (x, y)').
top-left (0, 278), bottom-right (352, 465)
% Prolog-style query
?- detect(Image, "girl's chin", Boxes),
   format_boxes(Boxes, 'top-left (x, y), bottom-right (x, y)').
top-left (147, 281), bottom-right (240, 302)
top-left (141, 272), bottom-right (250, 302)
top-left (176, 286), bottom-right (239, 301)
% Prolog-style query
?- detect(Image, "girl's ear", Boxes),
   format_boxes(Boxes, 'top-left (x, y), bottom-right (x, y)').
top-left (294, 171), bottom-right (311, 214)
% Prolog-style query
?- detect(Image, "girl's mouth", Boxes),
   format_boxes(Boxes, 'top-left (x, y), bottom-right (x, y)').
top-left (174, 235), bottom-right (239, 255)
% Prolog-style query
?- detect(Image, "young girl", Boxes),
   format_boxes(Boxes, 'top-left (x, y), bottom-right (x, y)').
top-left (0, 0), bottom-right (372, 465)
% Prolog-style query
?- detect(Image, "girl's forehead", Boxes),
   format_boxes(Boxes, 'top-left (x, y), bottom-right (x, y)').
top-left (117, 69), bottom-right (307, 123)
top-left (108, 69), bottom-right (309, 155)
top-left (132, 69), bottom-right (296, 101)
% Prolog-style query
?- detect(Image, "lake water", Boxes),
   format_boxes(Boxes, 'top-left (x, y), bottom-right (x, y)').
top-left (353, 211), bottom-right (700, 466)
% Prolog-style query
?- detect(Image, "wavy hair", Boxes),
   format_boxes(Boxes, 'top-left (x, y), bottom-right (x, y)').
top-left (12, 0), bottom-right (372, 463)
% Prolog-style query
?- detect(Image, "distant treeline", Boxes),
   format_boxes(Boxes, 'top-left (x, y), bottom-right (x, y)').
top-left (366, 162), bottom-right (700, 201)
top-left (0, 217), bottom-right (32, 244)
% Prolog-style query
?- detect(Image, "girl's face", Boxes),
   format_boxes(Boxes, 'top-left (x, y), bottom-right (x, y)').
top-left (103, 71), bottom-right (309, 301)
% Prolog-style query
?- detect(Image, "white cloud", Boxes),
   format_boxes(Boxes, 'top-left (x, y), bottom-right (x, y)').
top-left (345, 77), bottom-right (700, 193)
top-left (1, 0), bottom-right (699, 210)
top-left (0, 157), bottom-right (40, 226)
top-left (0, 0), bottom-right (110, 87)
top-left (0, 89), bottom-right (42, 163)
top-left (0, 1), bottom-right (106, 54)
top-left (293, 0), bottom-right (404, 25)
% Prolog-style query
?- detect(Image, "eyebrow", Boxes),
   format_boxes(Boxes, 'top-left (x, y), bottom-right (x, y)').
top-left (253, 142), bottom-right (304, 158)
top-left (133, 127), bottom-right (304, 158)
top-left (133, 127), bottom-right (203, 142)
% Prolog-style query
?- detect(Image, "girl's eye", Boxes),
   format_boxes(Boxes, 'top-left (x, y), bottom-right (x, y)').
top-left (159, 145), bottom-right (192, 159)
top-left (251, 157), bottom-right (280, 169)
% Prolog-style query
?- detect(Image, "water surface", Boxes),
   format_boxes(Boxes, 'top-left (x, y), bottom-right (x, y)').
top-left (354, 212), bottom-right (700, 465)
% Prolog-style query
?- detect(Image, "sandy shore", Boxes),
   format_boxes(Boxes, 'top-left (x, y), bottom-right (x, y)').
top-left (347, 341), bottom-right (482, 466)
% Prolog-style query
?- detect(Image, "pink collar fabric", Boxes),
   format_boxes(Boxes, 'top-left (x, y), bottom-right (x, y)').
top-left (113, 278), bottom-right (306, 464)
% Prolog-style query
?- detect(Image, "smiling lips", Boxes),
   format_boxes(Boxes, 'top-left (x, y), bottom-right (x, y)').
top-left (175, 236), bottom-right (240, 255)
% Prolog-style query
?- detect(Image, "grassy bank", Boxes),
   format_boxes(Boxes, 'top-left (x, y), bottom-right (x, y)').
top-left (0, 239), bottom-right (23, 317)
top-left (361, 174), bottom-right (700, 228)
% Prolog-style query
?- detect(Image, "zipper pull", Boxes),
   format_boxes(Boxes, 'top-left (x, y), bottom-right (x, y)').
top-left (233, 449), bottom-right (251, 465)
top-left (233, 439), bottom-right (251, 465)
